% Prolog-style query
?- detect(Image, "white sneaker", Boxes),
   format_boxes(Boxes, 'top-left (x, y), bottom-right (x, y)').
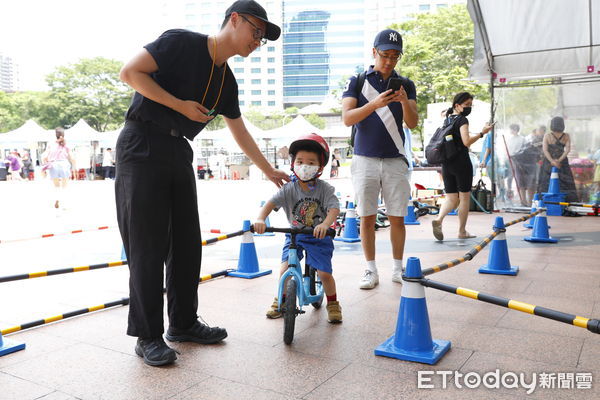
top-left (391, 266), bottom-right (404, 284)
top-left (359, 270), bottom-right (379, 289)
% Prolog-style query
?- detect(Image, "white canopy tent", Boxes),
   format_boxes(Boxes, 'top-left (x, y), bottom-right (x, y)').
top-left (64, 119), bottom-right (100, 143)
top-left (0, 120), bottom-right (51, 145)
top-left (468, 0), bottom-right (600, 115)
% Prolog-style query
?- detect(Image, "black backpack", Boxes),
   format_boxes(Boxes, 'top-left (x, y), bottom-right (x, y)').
top-left (349, 71), bottom-right (367, 148)
top-left (425, 115), bottom-right (461, 165)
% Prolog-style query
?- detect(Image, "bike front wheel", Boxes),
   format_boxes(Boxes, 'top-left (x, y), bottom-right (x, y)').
top-left (283, 278), bottom-right (297, 345)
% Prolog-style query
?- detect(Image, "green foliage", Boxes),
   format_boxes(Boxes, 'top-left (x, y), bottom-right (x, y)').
top-left (44, 57), bottom-right (132, 131)
top-left (205, 114), bottom-right (226, 130)
top-left (0, 91), bottom-right (48, 132)
top-left (391, 4), bottom-right (489, 147)
top-left (304, 113), bottom-right (326, 129)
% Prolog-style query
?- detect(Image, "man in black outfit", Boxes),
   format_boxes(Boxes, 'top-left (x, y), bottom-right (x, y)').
top-left (116, 0), bottom-right (288, 366)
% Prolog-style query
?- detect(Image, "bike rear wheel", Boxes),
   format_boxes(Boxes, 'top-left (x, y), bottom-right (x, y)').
top-left (283, 278), bottom-right (297, 345)
top-left (309, 267), bottom-right (323, 309)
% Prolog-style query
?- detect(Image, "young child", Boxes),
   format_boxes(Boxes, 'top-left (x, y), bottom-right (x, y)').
top-left (254, 133), bottom-right (342, 323)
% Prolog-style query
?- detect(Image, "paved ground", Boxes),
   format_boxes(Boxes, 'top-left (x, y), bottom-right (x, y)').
top-left (0, 179), bottom-right (599, 399)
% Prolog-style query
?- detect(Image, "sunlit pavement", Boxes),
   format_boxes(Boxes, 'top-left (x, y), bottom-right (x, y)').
top-left (1, 178), bottom-right (599, 399)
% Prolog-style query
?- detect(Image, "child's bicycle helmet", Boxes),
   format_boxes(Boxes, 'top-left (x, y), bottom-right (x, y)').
top-left (288, 133), bottom-right (330, 168)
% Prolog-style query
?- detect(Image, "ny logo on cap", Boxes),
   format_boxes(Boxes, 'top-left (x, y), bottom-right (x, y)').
top-left (389, 32), bottom-right (398, 42)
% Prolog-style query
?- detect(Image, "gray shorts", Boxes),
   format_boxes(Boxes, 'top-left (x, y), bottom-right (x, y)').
top-left (351, 155), bottom-right (411, 217)
top-left (49, 160), bottom-right (71, 179)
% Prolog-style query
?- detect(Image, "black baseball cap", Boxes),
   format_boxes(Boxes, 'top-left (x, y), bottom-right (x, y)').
top-left (373, 29), bottom-right (403, 53)
top-left (225, 0), bottom-right (281, 41)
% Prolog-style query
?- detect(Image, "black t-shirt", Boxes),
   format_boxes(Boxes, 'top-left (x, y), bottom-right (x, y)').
top-left (447, 114), bottom-right (469, 151)
top-left (126, 29), bottom-right (241, 140)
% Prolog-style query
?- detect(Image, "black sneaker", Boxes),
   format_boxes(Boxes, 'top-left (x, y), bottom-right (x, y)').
top-left (165, 320), bottom-right (228, 344)
top-left (134, 337), bottom-right (177, 367)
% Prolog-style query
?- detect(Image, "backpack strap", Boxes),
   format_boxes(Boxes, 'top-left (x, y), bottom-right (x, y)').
top-left (350, 71), bottom-right (367, 148)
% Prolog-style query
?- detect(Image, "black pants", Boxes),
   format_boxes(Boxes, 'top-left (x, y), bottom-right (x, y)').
top-left (115, 120), bottom-right (201, 338)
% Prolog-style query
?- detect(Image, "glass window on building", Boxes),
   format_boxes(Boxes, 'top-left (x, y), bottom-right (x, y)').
top-left (234, 68), bottom-right (244, 73)
top-left (251, 57), bottom-right (261, 62)
top-left (268, 57), bottom-right (275, 63)
top-left (268, 68), bottom-right (275, 73)
top-left (251, 100), bottom-right (261, 106)
top-left (251, 79), bottom-right (261, 84)
top-left (268, 101), bottom-right (276, 106)
top-left (251, 90), bottom-right (261, 95)
top-left (234, 56), bottom-right (244, 62)
top-left (268, 90), bottom-right (275, 95)
top-left (237, 78), bottom-right (244, 84)
top-left (267, 46), bottom-right (275, 52)
top-left (419, 4), bottom-right (431, 11)
top-left (268, 79), bottom-right (275, 84)
top-left (437, 3), bottom-right (448, 8)
top-left (239, 100), bottom-right (245, 106)
top-left (239, 90), bottom-right (245, 95)
top-left (251, 68), bottom-right (261, 73)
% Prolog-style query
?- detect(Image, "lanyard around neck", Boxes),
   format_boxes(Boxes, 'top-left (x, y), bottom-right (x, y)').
top-left (201, 36), bottom-right (226, 116)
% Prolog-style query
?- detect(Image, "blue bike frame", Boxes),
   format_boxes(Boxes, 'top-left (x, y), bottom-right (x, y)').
top-left (276, 237), bottom-right (323, 311)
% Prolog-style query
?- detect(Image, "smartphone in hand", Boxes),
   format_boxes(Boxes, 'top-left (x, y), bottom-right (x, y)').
top-left (386, 77), bottom-right (409, 93)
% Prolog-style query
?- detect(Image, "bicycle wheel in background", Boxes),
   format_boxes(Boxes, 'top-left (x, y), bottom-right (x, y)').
top-left (283, 278), bottom-right (297, 345)
top-left (309, 267), bottom-right (323, 309)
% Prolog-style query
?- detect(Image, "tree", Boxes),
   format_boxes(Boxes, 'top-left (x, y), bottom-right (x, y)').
top-left (44, 57), bottom-right (133, 131)
top-left (0, 91), bottom-right (47, 132)
top-left (391, 4), bottom-right (489, 147)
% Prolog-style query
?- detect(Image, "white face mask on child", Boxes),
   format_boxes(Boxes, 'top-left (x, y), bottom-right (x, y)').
top-left (294, 164), bottom-right (320, 181)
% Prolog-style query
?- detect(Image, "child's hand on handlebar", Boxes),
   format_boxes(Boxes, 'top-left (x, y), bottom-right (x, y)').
top-left (313, 223), bottom-right (329, 239)
top-left (254, 220), bottom-right (266, 234)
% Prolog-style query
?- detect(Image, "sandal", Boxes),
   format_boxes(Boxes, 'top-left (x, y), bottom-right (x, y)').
top-left (458, 232), bottom-right (476, 239)
top-left (431, 220), bottom-right (443, 241)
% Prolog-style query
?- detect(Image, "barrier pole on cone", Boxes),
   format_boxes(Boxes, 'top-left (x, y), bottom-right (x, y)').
top-left (479, 216), bottom-right (518, 275)
top-left (0, 332), bottom-right (25, 357)
top-left (374, 257), bottom-right (450, 364)
top-left (254, 201), bottom-right (275, 236)
top-left (524, 202), bottom-right (558, 243)
top-left (228, 220), bottom-right (272, 279)
top-left (405, 198), bottom-right (420, 225)
top-left (335, 202), bottom-right (361, 243)
top-left (524, 194), bottom-right (539, 229)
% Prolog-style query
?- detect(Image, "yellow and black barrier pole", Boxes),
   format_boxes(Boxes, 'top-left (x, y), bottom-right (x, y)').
top-left (202, 229), bottom-right (245, 246)
top-left (543, 200), bottom-right (599, 209)
top-left (0, 261), bottom-right (128, 284)
top-left (1, 269), bottom-right (232, 336)
top-left (417, 278), bottom-right (600, 334)
top-left (421, 210), bottom-right (542, 277)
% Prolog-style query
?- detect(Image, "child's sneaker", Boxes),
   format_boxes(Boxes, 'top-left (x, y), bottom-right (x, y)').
top-left (326, 301), bottom-right (342, 323)
top-left (266, 297), bottom-right (282, 319)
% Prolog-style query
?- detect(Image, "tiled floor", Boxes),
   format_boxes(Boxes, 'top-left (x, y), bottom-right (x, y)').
top-left (1, 212), bottom-right (599, 399)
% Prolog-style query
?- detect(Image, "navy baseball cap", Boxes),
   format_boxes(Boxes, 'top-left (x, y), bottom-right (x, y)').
top-left (225, 0), bottom-right (281, 41)
top-left (374, 29), bottom-right (403, 53)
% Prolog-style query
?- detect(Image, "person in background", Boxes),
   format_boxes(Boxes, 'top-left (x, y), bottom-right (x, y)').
top-left (431, 92), bottom-right (493, 241)
top-left (102, 148), bottom-right (115, 179)
top-left (341, 28), bottom-right (418, 290)
top-left (42, 128), bottom-right (76, 208)
top-left (5, 151), bottom-right (23, 181)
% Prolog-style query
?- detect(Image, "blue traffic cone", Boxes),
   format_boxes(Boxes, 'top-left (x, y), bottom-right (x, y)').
top-left (524, 194), bottom-right (540, 229)
top-left (524, 202), bottom-right (558, 243)
top-left (448, 208), bottom-right (458, 216)
top-left (548, 167), bottom-right (561, 194)
top-left (375, 257), bottom-right (451, 364)
top-left (121, 244), bottom-right (127, 261)
top-left (335, 202), bottom-right (361, 243)
top-left (254, 201), bottom-right (275, 236)
top-left (479, 217), bottom-right (518, 275)
top-left (0, 332), bottom-right (25, 357)
top-left (405, 198), bottom-right (420, 225)
top-left (229, 220), bottom-right (272, 278)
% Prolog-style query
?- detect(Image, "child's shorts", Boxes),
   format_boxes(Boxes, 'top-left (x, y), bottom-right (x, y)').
top-left (281, 233), bottom-right (334, 274)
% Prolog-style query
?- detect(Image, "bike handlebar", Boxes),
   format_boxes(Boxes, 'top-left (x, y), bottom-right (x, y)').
top-left (251, 225), bottom-right (336, 239)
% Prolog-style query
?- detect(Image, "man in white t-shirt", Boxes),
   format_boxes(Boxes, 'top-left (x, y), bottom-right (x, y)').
top-left (102, 148), bottom-right (115, 179)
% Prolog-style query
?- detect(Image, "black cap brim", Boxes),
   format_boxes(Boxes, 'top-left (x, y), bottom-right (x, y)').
top-left (252, 15), bottom-right (280, 41)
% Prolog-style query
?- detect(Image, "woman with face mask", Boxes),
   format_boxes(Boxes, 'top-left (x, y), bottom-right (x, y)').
top-left (431, 92), bottom-right (494, 241)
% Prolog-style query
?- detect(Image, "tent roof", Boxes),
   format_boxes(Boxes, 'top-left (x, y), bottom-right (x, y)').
top-left (0, 120), bottom-right (51, 143)
top-left (468, 0), bottom-right (600, 84)
top-left (65, 119), bottom-right (99, 142)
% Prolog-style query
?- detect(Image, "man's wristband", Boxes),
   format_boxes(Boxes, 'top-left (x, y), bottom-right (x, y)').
top-left (479, 132), bottom-right (484, 138)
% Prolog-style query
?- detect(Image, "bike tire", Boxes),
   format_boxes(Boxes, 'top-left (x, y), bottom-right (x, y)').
top-left (283, 278), bottom-right (297, 345)
top-left (309, 267), bottom-right (323, 309)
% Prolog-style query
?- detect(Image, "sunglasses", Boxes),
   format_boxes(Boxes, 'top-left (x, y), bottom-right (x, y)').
top-left (239, 14), bottom-right (267, 46)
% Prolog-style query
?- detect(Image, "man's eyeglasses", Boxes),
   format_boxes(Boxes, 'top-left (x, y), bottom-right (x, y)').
top-left (376, 50), bottom-right (402, 62)
top-left (239, 14), bottom-right (267, 46)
